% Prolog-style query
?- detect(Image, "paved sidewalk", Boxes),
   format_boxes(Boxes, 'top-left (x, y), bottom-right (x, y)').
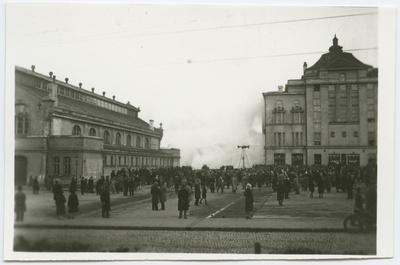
top-left (14, 184), bottom-right (359, 232)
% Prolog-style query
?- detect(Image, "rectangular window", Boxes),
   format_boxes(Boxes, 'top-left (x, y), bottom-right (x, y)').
top-left (119, 156), bottom-right (122, 165)
top-left (314, 154), bottom-right (322, 165)
top-left (314, 132), bottom-right (321, 146)
top-left (110, 156), bottom-right (114, 166)
top-left (368, 131), bottom-right (376, 146)
top-left (313, 112), bottom-right (321, 123)
top-left (274, 153), bottom-right (286, 165)
top-left (353, 131), bottom-right (359, 137)
top-left (313, 99), bottom-right (321, 106)
top-left (124, 157), bottom-right (127, 165)
top-left (60, 87), bottom-right (65, 95)
top-left (314, 85), bottom-right (320, 92)
top-left (104, 156), bottom-right (107, 166)
top-left (53, 157), bottom-right (60, 175)
top-left (367, 99), bottom-right (374, 104)
top-left (342, 131), bottom-right (347, 138)
top-left (331, 131), bottom-right (335, 138)
top-left (65, 89), bottom-right (70, 97)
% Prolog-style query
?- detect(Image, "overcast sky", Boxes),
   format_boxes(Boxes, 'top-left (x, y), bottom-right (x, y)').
top-left (7, 4), bottom-right (378, 169)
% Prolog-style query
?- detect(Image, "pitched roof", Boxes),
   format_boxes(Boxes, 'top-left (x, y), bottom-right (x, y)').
top-left (306, 36), bottom-right (372, 71)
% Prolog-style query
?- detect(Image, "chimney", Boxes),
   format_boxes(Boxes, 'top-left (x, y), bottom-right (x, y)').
top-left (160, 122), bottom-right (163, 129)
top-left (113, 95), bottom-right (115, 100)
top-left (53, 75), bottom-right (56, 82)
top-left (49, 72), bottom-right (53, 78)
top-left (65, 78), bottom-right (69, 84)
top-left (127, 101), bottom-right (130, 104)
top-left (278, 86), bottom-right (283, 93)
top-left (149, 120), bottom-right (154, 131)
top-left (102, 91), bottom-right (106, 97)
top-left (303, 62), bottom-right (307, 73)
top-left (91, 87), bottom-right (95, 93)
top-left (79, 83), bottom-right (82, 88)
top-left (31, 65), bottom-right (35, 72)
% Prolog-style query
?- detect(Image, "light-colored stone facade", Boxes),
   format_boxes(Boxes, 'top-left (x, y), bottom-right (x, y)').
top-left (14, 66), bottom-right (180, 186)
top-left (263, 36), bottom-right (377, 166)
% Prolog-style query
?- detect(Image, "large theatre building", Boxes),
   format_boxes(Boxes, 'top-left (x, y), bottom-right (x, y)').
top-left (262, 36), bottom-right (377, 166)
top-left (14, 65), bottom-right (180, 186)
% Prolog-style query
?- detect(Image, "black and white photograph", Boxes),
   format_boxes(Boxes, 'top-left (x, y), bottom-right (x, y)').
top-left (2, 0), bottom-right (397, 261)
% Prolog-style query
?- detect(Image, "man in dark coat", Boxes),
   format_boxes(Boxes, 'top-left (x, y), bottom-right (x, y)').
top-left (194, 180), bottom-right (201, 206)
top-left (33, 176), bottom-right (40, 194)
top-left (52, 180), bottom-right (63, 201)
top-left (151, 182), bottom-right (160, 210)
top-left (80, 177), bottom-right (86, 195)
top-left (283, 175), bottom-right (291, 199)
top-left (123, 177), bottom-right (129, 196)
top-left (276, 180), bottom-right (285, 206)
top-left (128, 177), bottom-right (135, 196)
top-left (100, 185), bottom-right (111, 218)
top-left (178, 183), bottom-right (190, 219)
top-left (15, 186), bottom-right (26, 222)
top-left (88, 177), bottom-right (94, 193)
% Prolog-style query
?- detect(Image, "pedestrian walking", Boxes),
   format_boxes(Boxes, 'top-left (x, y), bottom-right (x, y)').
top-left (128, 177), bottom-right (135, 196)
top-left (100, 185), bottom-right (111, 218)
top-left (354, 187), bottom-right (364, 214)
top-left (244, 183), bottom-right (254, 219)
top-left (33, 176), bottom-right (39, 194)
top-left (151, 182), bottom-right (160, 210)
top-left (67, 190), bottom-right (79, 219)
top-left (283, 175), bottom-right (291, 199)
top-left (88, 176), bottom-right (94, 193)
top-left (80, 177), bottom-right (86, 195)
top-left (293, 177), bottom-right (300, 195)
top-left (276, 179), bottom-right (285, 206)
top-left (199, 184), bottom-right (208, 205)
top-left (178, 183), bottom-right (190, 219)
top-left (159, 182), bottom-right (167, 210)
top-left (309, 174), bottom-right (315, 198)
top-left (15, 186), bottom-right (26, 222)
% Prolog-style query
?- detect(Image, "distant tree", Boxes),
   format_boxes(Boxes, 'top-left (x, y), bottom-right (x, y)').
top-left (202, 165), bottom-right (209, 170)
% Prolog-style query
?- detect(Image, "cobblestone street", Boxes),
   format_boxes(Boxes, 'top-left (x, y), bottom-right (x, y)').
top-left (14, 228), bottom-right (376, 254)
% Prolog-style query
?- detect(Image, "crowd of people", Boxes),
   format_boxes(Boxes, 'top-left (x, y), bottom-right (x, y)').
top-left (17, 161), bottom-right (377, 221)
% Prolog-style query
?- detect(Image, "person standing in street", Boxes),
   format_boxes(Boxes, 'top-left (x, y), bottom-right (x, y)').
top-left (15, 186), bottom-right (26, 222)
top-left (67, 190), bottom-right (79, 219)
top-left (33, 176), bottom-right (39, 195)
top-left (100, 185), bottom-right (111, 218)
top-left (276, 179), bottom-right (285, 206)
top-left (159, 182), bottom-right (167, 210)
top-left (151, 182), bottom-right (160, 211)
top-left (231, 175), bottom-right (238, 193)
top-left (194, 179), bottom-right (201, 206)
top-left (200, 184), bottom-right (208, 205)
top-left (55, 191), bottom-right (66, 219)
top-left (178, 183), bottom-right (190, 219)
top-left (244, 183), bottom-right (254, 219)
top-left (283, 175), bottom-right (291, 199)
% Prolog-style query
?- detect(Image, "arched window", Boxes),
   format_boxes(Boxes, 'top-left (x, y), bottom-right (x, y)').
top-left (116, 133), bottom-right (122, 145)
top-left (63, 157), bottom-right (71, 174)
top-left (89, 128), bottom-right (97, 136)
top-left (126, 134), bottom-right (132, 146)
top-left (72, 125), bottom-right (81, 135)
top-left (276, 100), bottom-right (283, 108)
top-left (53, 157), bottom-right (60, 175)
top-left (293, 100), bottom-right (300, 107)
top-left (104, 130), bottom-right (111, 144)
top-left (15, 104), bottom-right (29, 135)
top-left (340, 73), bottom-right (346, 82)
top-left (136, 136), bottom-right (141, 148)
top-left (145, 138), bottom-right (150, 149)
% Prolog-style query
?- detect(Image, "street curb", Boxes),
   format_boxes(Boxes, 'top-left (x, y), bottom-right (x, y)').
top-left (14, 223), bottom-right (348, 233)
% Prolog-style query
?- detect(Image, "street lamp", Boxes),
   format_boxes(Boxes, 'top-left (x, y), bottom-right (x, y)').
top-left (75, 154), bottom-right (78, 178)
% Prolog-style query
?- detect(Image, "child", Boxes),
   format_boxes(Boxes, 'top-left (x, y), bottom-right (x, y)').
top-left (199, 185), bottom-right (208, 205)
top-left (67, 190), bottom-right (79, 219)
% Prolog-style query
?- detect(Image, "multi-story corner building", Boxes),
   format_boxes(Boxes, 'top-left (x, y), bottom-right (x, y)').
top-left (262, 36), bottom-right (377, 166)
top-left (14, 65), bottom-right (180, 186)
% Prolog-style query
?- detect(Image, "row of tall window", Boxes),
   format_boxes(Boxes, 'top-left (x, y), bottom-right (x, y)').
top-left (330, 131), bottom-right (358, 138)
top-left (35, 78), bottom-right (128, 115)
top-left (104, 155), bottom-right (172, 167)
top-left (15, 105), bottom-right (29, 135)
top-left (273, 132), bottom-right (303, 147)
top-left (272, 100), bottom-right (304, 124)
top-left (72, 125), bottom-right (151, 149)
top-left (328, 84), bottom-right (360, 123)
top-left (52, 157), bottom-right (71, 175)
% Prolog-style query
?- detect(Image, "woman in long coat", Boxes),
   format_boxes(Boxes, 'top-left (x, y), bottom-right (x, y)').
top-left (178, 184), bottom-right (190, 219)
top-left (308, 173), bottom-right (315, 198)
top-left (100, 185), bottom-right (111, 218)
top-left (276, 179), bottom-right (285, 206)
top-left (231, 176), bottom-right (238, 193)
top-left (244, 183), bottom-right (254, 219)
top-left (67, 190), bottom-right (79, 219)
top-left (159, 182), bottom-right (167, 210)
